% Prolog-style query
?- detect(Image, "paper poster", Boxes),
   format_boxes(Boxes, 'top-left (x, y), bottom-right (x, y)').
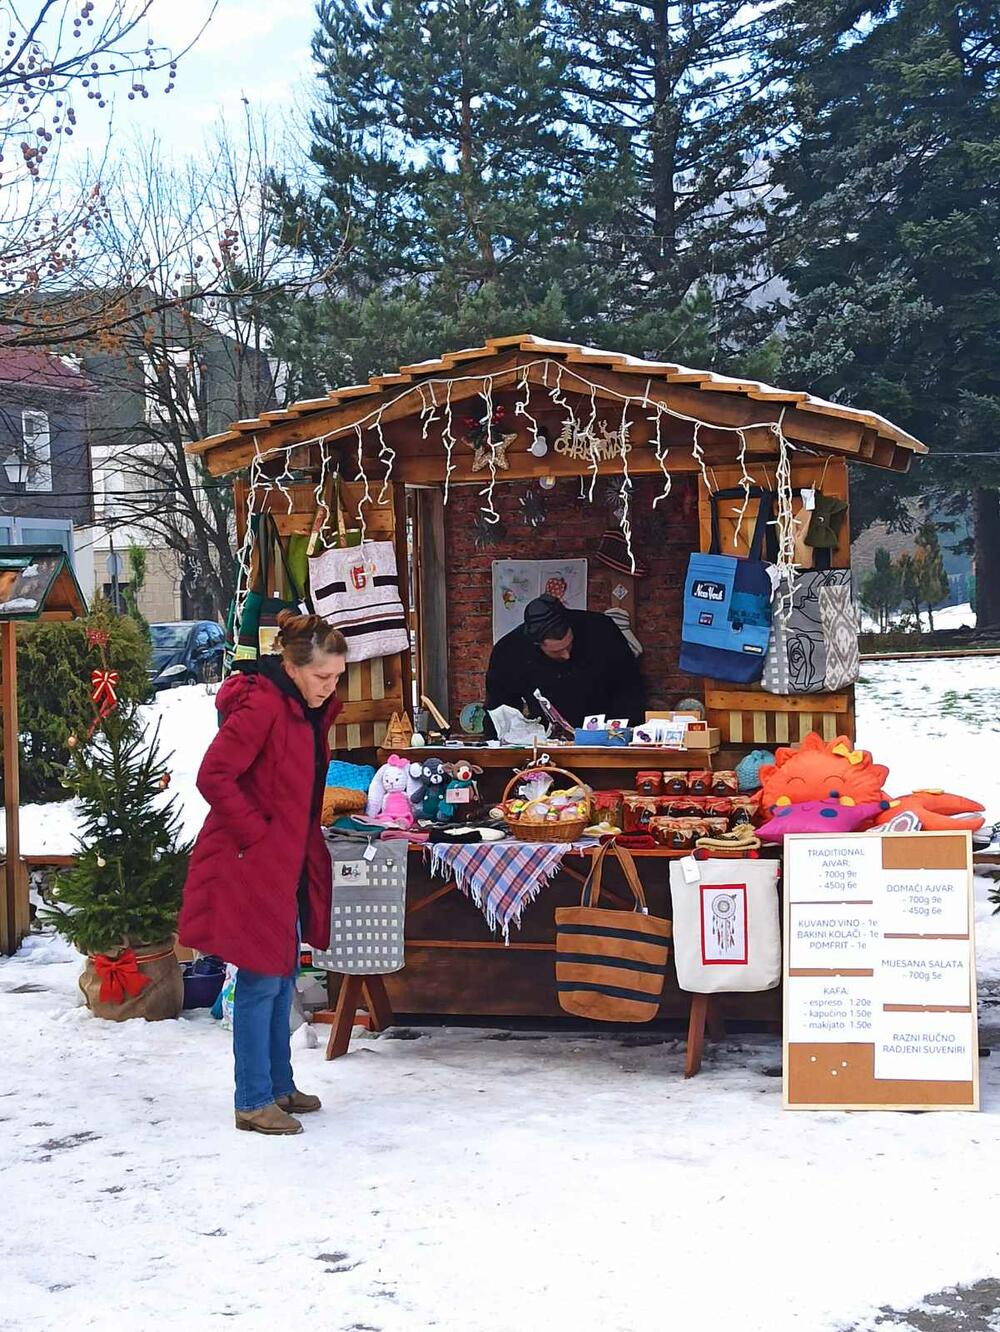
top-left (784, 837), bottom-right (883, 903)
top-left (788, 903), bottom-right (880, 970)
top-left (875, 937), bottom-right (972, 1009)
top-left (878, 870), bottom-right (969, 936)
top-left (872, 1010), bottom-right (977, 1083)
top-left (699, 884), bottom-right (748, 964)
top-left (491, 559), bottom-right (588, 641)
top-left (786, 975), bottom-right (875, 1044)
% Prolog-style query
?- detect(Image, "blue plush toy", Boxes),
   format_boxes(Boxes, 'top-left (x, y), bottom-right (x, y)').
top-left (735, 749), bottom-right (774, 794)
top-left (416, 758), bottom-right (451, 821)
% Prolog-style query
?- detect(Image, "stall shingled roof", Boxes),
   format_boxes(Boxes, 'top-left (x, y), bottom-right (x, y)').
top-left (185, 333), bottom-right (927, 477)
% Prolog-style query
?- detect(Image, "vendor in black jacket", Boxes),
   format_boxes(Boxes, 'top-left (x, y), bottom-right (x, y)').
top-left (485, 595), bottom-right (645, 731)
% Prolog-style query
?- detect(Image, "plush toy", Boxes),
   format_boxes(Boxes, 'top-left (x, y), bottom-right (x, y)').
top-left (366, 754), bottom-right (417, 829)
top-left (757, 733), bottom-right (890, 809)
top-left (439, 760), bottom-right (483, 821)
top-left (415, 757), bottom-right (452, 821)
top-left (872, 790), bottom-right (985, 833)
top-left (757, 797), bottom-right (887, 844)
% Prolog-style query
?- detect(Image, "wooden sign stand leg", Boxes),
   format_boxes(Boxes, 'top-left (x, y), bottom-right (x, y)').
top-left (323, 973), bottom-right (395, 1061)
top-left (684, 994), bottom-right (727, 1078)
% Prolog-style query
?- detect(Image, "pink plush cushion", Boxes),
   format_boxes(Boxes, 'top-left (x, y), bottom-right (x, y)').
top-left (757, 799), bottom-right (885, 844)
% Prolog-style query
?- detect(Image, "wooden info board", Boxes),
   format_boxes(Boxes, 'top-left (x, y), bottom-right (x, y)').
top-left (783, 831), bottom-right (978, 1111)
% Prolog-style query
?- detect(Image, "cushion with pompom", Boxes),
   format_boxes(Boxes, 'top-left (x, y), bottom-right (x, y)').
top-left (757, 798), bottom-right (886, 844)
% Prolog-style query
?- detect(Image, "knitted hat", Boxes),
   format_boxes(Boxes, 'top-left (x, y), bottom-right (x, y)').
top-left (604, 607), bottom-right (643, 657)
top-left (523, 594), bottom-right (571, 644)
top-left (594, 529), bottom-right (648, 577)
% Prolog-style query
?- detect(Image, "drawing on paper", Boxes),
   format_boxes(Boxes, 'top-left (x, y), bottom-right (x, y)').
top-left (700, 884), bottom-right (748, 965)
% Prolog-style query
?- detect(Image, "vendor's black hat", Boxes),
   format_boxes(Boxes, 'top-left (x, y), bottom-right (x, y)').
top-left (523, 594), bottom-right (571, 644)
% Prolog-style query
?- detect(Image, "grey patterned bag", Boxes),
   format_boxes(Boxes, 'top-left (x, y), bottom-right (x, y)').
top-left (820, 583), bottom-right (860, 690)
top-left (761, 569), bottom-right (853, 694)
top-left (312, 837), bottom-right (407, 975)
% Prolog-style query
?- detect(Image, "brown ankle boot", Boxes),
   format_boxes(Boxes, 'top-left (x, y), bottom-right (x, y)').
top-left (234, 1102), bottom-right (303, 1135)
top-left (275, 1088), bottom-right (322, 1114)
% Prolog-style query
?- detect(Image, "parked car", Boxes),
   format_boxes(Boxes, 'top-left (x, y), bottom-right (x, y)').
top-left (150, 620), bottom-right (225, 689)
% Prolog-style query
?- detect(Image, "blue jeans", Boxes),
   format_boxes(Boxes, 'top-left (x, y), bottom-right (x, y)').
top-left (233, 966), bottom-right (296, 1112)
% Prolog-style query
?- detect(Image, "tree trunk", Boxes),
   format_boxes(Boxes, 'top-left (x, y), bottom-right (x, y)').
top-left (974, 488), bottom-right (1000, 628)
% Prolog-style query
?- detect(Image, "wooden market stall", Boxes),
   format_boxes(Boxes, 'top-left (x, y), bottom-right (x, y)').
top-left (187, 334), bottom-right (926, 1032)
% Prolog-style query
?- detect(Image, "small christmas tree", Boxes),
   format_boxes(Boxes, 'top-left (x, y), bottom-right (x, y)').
top-left (42, 706), bottom-right (190, 955)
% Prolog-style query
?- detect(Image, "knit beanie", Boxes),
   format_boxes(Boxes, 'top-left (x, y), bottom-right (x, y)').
top-left (523, 594), bottom-right (571, 644)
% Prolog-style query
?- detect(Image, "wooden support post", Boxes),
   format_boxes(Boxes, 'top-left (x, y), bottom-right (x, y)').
top-left (684, 994), bottom-right (727, 1078)
top-left (323, 973), bottom-right (395, 1060)
top-left (1, 622), bottom-right (29, 956)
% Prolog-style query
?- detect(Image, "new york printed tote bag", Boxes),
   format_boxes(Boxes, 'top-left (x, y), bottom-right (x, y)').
top-left (668, 858), bottom-right (781, 994)
top-left (679, 488), bottom-right (776, 684)
top-left (308, 540), bottom-right (409, 663)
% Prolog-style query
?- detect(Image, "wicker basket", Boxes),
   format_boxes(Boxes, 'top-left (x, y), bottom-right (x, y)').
top-left (501, 764), bottom-right (592, 843)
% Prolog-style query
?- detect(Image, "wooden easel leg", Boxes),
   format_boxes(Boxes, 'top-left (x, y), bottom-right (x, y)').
top-left (685, 993), bottom-right (709, 1078)
top-left (325, 975), bottom-right (364, 1060)
top-left (706, 998), bottom-right (726, 1043)
top-left (362, 976), bottom-right (394, 1034)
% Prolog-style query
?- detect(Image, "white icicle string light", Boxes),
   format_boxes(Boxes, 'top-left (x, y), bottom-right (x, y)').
top-left (442, 381), bottom-right (457, 503)
top-left (514, 369), bottom-right (542, 451)
top-left (274, 444), bottom-right (296, 515)
top-left (690, 420), bottom-right (712, 492)
top-left (312, 438), bottom-right (334, 548)
top-left (231, 450), bottom-right (265, 656)
top-left (731, 427), bottom-right (753, 550)
top-left (374, 413), bottom-right (396, 505)
top-left (773, 407), bottom-right (798, 588)
top-left (478, 374), bottom-right (501, 523)
top-left (642, 380), bottom-right (673, 508)
top-left (354, 424), bottom-right (371, 543)
top-left (618, 396), bottom-right (636, 572)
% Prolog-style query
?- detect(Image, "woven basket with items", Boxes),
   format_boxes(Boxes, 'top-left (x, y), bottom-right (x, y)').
top-left (501, 764), bottom-right (592, 843)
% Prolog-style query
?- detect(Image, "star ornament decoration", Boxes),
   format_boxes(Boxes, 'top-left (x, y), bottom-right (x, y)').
top-left (471, 432), bottom-right (516, 473)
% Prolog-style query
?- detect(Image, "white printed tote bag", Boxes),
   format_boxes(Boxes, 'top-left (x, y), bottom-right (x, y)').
top-left (669, 858), bottom-right (781, 993)
top-left (761, 569), bottom-right (852, 694)
top-left (308, 540), bottom-right (409, 662)
top-left (820, 583), bottom-right (860, 690)
top-left (312, 838), bottom-right (407, 975)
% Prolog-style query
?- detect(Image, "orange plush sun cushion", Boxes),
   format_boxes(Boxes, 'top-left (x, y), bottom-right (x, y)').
top-left (757, 733), bottom-right (890, 808)
top-left (873, 790), bottom-right (985, 832)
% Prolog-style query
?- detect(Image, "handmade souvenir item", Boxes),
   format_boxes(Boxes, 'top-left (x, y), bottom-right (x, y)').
top-left (383, 711), bottom-right (414, 749)
top-left (757, 733), bottom-right (890, 809)
top-left (872, 791), bottom-right (986, 833)
top-left (555, 842), bottom-right (671, 1022)
top-left (414, 758), bottom-right (452, 821)
top-left (735, 749), bottom-right (774, 793)
top-left (669, 859), bottom-right (781, 994)
top-left (756, 798), bottom-right (885, 844)
top-left (309, 539), bottom-right (409, 662)
top-left (761, 568), bottom-right (855, 695)
top-left (502, 765), bottom-right (591, 842)
top-left (594, 790), bottom-right (625, 828)
top-left (366, 755), bottom-right (417, 829)
top-left (687, 770), bottom-right (713, 795)
top-left (321, 760), bottom-right (376, 824)
top-left (439, 760), bottom-right (483, 821)
top-left (664, 774), bottom-right (689, 796)
top-left (636, 771), bottom-right (662, 796)
top-left (313, 838), bottom-right (407, 975)
top-left (623, 795), bottom-right (658, 833)
top-left (710, 770), bottom-right (739, 796)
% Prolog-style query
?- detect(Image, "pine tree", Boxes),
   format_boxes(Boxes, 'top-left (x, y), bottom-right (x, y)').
top-left (271, 0), bottom-right (621, 390)
top-left (772, 1), bottom-right (1000, 614)
top-left (548, 0), bottom-right (786, 364)
top-left (41, 708), bottom-right (190, 955)
top-left (860, 547), bottom-right (903, 633)
top-left (914, 517), bottom-right (951, 630)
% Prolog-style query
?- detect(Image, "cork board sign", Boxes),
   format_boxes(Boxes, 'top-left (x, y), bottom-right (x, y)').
top-left (784, 831), bottom-right (979, 1111)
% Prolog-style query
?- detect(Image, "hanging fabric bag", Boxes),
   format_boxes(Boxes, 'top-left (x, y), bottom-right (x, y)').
top-left (256, 517), bottom-right (307, 655)
top-left (820, 583), bottom-right (860, 690)
top-left (309, 538), bottom-right (409, 662)
top-left (761, 568), bottom-right (854, 694)
top-left (679, 487), bottom-right (776, 684)
top-left (311, 837), bottom-right (407, 975)
top-left (555, 841), bottom-right (671, 1022)
top-left (668, 858), bottom-right (781, 994)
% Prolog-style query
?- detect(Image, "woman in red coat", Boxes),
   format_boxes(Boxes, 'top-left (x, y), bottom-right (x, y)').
top-left (179, 611), bottom-right (346, 1136)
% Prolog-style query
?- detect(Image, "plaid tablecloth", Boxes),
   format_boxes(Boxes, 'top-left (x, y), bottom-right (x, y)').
top-left (428, 839), bottom-right (595, 942)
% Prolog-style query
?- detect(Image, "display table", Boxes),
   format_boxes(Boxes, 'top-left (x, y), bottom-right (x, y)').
top-left (378, 743), bottom-right (719, 771)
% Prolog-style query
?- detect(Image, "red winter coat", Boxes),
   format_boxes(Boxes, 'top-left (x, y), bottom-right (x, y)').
top-left (178, 672), bottom-right (342, 976)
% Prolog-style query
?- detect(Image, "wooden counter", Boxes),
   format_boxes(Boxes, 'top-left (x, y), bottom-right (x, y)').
top-left (378, 743), bottom-right (718, 770)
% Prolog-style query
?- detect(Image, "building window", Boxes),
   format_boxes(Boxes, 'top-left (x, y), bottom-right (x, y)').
top-left (22, 409), bottom-right (51, 492)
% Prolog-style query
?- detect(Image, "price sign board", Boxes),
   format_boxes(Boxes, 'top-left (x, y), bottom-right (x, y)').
top-left (784, 831), bottom-right (978, 1111)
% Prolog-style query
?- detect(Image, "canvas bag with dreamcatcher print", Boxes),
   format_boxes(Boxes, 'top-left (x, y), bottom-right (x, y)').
top-left (668, 858), bottom-right (781, 994)
top-left (307, 477), bottom-right (409, 663)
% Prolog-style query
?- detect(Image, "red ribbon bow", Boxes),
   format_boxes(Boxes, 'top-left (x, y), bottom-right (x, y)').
top-left (91, 669), bottom-right (119, 715)
top-left (91, 948), bottom-right (151, 1005)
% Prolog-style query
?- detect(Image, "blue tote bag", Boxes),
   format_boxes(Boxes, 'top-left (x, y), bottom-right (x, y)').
top-left (679, 488), bottom-right (776, 683)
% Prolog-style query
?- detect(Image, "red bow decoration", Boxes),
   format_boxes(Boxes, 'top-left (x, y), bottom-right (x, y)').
top-left (86, 628), bottom-right (110, 649)
top-left (91, 669), bottom-right (119, 716)
top-left (91, 949), bottom-right (152, 1005)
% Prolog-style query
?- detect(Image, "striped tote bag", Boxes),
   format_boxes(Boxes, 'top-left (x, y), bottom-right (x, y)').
top-left (308, 540), bottom-right (409, 663)
top-left (555, 841), bottom-right (671, 1022)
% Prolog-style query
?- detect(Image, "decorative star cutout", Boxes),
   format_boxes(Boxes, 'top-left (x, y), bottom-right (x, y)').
top-left (471, 432), bottom-right (516, 473)
top-left (612, 583), bottom-right (628, 602)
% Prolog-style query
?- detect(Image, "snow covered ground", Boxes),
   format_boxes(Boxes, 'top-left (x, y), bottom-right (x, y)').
top-left (4, 663), bottom-right (1000, 1332)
